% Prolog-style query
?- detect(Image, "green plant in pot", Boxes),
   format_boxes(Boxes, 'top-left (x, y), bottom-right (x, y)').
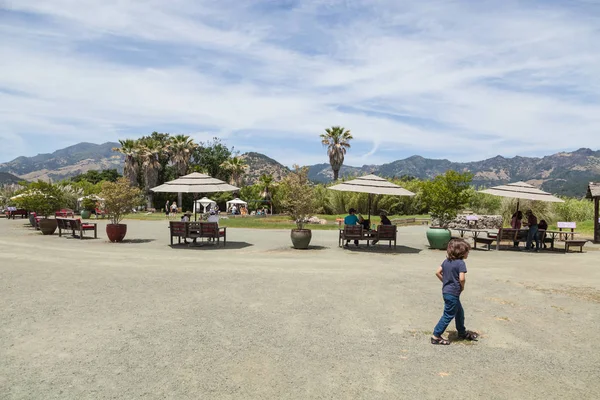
top-left (422, 171), bottom-right (473, 250)
top-left (80, 197), bottom-right (97, 219)
top-left (14, 181), bottom-right (65, 235)
top-left (100, 178), bottom-right (142, 242)
top-left (280, 165), bottom-right (316, 249)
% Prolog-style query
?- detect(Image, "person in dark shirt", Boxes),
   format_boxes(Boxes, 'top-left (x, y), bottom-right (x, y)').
top-left (371, 212), bottom-right (392, 245)
top-left (538, 219), bottom-right (548, 248)
top-left (431, 239), bottom-right (479, 345)
top-left (525, 210), bottom-right (540, 251)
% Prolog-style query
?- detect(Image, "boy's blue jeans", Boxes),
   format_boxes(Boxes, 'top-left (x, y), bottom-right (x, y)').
top-left (433, 293), bottom-right (466, 337)
top-left (526, 225), bottom-right (540, 250)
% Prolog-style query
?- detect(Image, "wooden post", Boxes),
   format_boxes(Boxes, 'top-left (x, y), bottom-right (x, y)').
top-left (595, 197), bottom-right (599, 244)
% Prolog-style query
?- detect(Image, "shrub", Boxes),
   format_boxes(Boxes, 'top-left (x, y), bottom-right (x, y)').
top-left (421, 170), bottom-right (473, 227)
top-left (14, 181), bottom-right (65, 218)
top-left (280, 165), bottom-right (316, 229)
top-left (100, 178), bottom-right (143, 225)
top-left (552, 198), bottom-right (594, 222)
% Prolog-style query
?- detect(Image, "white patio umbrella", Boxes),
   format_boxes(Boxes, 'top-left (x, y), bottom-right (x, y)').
top-left (479, 181), bottom-right (564, 211)
top-left (328, 174), bottom-right (416, 220)
top-left (151, 172), bottom-right (239, 220)
top-left (194, 197), bottom-right (216, 214)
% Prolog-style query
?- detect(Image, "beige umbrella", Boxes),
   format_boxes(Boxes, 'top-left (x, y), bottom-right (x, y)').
top-left (151, 173), bottom-right (239, 220)
top-left (479, 181), bottom-right (564, 211)
top-left (328, 174), bottom-right (415, 220)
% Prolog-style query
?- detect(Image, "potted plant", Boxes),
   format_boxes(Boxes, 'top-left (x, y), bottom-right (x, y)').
top-left (80, 197), bottom-right (96, 219)
top-left (281, 165), bottom-right (316, 249)
top-left (14, 181), bottom-right (65, 235)
top-left (421, 171), bottom-right (473, 249)
top-left (100, 177), bottom-right (142, 242)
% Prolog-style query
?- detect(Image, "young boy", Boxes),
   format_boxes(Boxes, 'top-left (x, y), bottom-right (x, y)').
top-left (431, 239), bottom-right (479, 345)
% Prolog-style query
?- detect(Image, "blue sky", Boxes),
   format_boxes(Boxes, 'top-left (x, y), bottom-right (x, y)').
top-left (1, 0), bottom-right (600, 167)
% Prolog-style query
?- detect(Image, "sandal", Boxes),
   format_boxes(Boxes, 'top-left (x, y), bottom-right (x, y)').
top-left (431, 336), bottom-right (450, 345)
top-left (458, 331), bottom-right (479, 341)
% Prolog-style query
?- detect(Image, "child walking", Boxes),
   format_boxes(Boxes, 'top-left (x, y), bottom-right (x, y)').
top-left (431, 239), bottom-right (479, 345)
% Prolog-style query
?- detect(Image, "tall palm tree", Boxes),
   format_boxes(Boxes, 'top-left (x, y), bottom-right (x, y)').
top-left (258, 173), bottom-right (275, 214)
top-left (113, 139), bottom-right (140, 187)
top-left (320, 126), bottom-right (353, 181)
top-left (220, 156), bottom-right (248, 187)
top-left (139, 139), bottom-right (163, 209)
top-left (169, 134), bottom-right (197, 207)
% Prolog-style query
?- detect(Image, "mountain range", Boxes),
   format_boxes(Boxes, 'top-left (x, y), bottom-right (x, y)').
top-left (1, 142), bottom-right (599, 197)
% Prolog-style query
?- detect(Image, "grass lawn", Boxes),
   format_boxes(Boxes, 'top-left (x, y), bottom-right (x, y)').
top-left (122, 213), bottom-right (430, 230)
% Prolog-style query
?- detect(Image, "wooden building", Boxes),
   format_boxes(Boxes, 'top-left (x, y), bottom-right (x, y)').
top-left (587, 182), bottom-right (600, 243)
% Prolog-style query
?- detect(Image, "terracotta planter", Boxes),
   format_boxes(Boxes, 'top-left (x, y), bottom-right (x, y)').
top-left (290, 229), bottom-right (312, 249)
top-left (38, 218), bottom-right (58, 235)
top-left (106, 224), bottom-right (127, 243)
top-left (426, 227), bottom-right (452, 250)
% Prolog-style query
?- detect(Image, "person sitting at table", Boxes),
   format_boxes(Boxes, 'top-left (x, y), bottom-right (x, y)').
top-left (538, 219), bottom-right (548, 249)
top-left (181, 211), bottom-right (192, 222)
top-left (511, 211), bottom-right (523, 248)
top-left (524, 210), bottom-right (540, 252)
top-left (372, 212), bottom-right (392, 245)
top-left (344, 208), bottom-right (360, 247)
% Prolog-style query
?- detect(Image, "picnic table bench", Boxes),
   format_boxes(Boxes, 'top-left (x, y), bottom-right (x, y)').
top-left (5, 208), bottom-right (27, 219)
top-left (564, 239), bottom-right (587, 253)
top-left (169, 221), bottom-right (227, 246)
top-left (57, 217), bottom-right (97, 239)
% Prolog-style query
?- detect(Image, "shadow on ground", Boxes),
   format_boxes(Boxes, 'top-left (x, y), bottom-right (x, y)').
top-left (342, 245), bottom-right (422, 254)
top-left (170, 241), bottom-right (253, 250)
top-left (115, 239), bottom-right (157, 244)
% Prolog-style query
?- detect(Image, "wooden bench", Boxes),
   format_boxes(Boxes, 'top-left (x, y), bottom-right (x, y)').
top-left (474, 228), bottom-right (526, 250)
top-left (57, 217), bottom-right (97, 239)
top-left (557, 222), bottom-right (577, 240)
top-left (55, 209), bottom-right (74, 218)
top-left (174, 221), bottom-right (227, 246)
top-left (6, 209), bottom-right (28, 219)
top-left (169, 221), bottom-right (188, 245)
top-left (565, 240), bottom-right (587, 253)
top-left (374, 224), bottom-right (397, 248)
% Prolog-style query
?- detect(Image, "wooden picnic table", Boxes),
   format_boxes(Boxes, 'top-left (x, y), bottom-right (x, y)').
top-left (451, 228), bottom-right (490, 239)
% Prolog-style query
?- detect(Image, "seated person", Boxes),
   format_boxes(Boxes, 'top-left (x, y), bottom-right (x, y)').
top-left (372, 212), bottom-right (392, 245)
top-left (344, 208), bottom-right (360, 247)
top-left (538, 219), bottom-right (548, 248)
top-left (206, 210), bottom-right (220, 242)
top-left (181, 211), bottom-right (192, 222)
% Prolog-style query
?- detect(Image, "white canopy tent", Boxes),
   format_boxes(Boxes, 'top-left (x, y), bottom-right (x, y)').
top-left (194, 197), bottom-right (216, 214)
top-left (328, 174), bottom-right (416, 220)
top-left (226, 198), bottom-right (247, 212)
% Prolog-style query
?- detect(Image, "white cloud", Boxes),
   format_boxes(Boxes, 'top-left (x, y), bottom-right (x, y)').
top-left (1, 0), bottom-right (599, 165)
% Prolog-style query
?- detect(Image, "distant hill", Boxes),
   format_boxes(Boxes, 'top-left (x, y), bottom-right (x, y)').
top-left (310, 149), bottom-right (600, 197)
top-left (240, 152), bottom-right (290, 184)
top-left (0, 172), bottom-right (22, 185)
top-left (2, 141), bottom-right (599, 197)
top-left (0, 142), bottom-right (123, 181)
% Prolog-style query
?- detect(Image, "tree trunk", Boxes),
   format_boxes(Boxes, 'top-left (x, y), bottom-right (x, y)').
top-left (333, 169), bottom-right (339, 181)
top-left (146, 192), bottom-right (154, 210)
top-left (178, 192), bottom-right (183, 210)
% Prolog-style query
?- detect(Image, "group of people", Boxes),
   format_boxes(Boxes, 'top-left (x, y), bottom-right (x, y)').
top-left (343, 208), bottom-right (392, 247)
top-left (510, 210), bottom-right (549, 251)
top-left (164, 200), bottom-right (179, 219)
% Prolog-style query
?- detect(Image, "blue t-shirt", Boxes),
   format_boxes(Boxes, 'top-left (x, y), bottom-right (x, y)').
top-left (344, 214), bottom-right (359, 225)
top-left (441, 259), bottom-right (467, 296)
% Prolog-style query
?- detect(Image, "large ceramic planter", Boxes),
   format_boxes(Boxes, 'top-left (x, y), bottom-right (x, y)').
top-left (426, 227), bottom-right (451, 250)
top-left (106, 224), bottom-right (127, 243)
top-left (291, 229), bottom-right (312, 249)
top-left (81, 210), bottom-right (91, 219)
top-left (38, 219), bottom-right (58, 235)
top-left (28, 214), bottom-right (37, 227)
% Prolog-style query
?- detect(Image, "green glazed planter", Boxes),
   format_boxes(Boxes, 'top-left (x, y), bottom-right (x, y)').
top-left (81, 210), bottom-right (91, 219)
top-left (290, 229), bottom-right (312, 249)
top-left (426, 227), bottom-right (452, 250)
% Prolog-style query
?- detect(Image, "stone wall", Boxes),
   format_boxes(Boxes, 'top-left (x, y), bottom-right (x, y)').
top-left (432, 215), bottom-right (503, 229)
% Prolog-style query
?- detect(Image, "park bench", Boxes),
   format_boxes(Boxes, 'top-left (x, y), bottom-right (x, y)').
top-left (57, 217), bottom-right (97, 239)
top-left (474, 228), bottom-right (526, 250)
top-left (171, 221), bottom-right (227, 246)
top-left (565, 240), bottom-right (587, 253)
top-left (5, 208), bottom-right (27, 219)
top-left (557, 222), bottom-right (577, 240)
top-left (374, 224), bottom-right (397, 248)
top-left (55, 209), bottom-right (74, 218)
top-left (169, 221), bottom-right (188, 245)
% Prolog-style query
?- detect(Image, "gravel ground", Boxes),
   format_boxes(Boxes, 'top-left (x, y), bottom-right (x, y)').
top-left (1, 218), bottom-right (599, 399)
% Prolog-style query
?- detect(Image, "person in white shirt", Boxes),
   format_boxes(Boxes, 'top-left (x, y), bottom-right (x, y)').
top-left (181, 211), bottom-right (192, 222)
top-left (207, 210), bottom-right (219, 224)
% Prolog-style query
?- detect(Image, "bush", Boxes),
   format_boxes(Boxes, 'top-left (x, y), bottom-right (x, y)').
top-left (100, 178), bottom-right (143, 225)
top-left (279, 165), bottom-right (316, 229)
top-left (14, 181), bottom-right (65, 218)
top-left (552, 198), bottom-right (594, 222)
top-left (421, 171), bottom-right (473, 227)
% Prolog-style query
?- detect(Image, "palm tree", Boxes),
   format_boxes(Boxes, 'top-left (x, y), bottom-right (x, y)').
top-left (258, 174), bottom-right (275, 214)
top-left (320, 126), bottom-right (353, 181)
top-left (113, 139), bottom-right (140, 187)
top-left (139, 139), bottom-right (163, 209)
top-left (220, 156), bottom-right (248, 187)
top-left (169, 134), bottom-right (197, 206)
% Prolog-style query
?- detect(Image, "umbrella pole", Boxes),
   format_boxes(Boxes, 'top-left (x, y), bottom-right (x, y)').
top-left (516, 199), bottom-right (520, 213)
top-left (193, 193), bottom-right (198, 221)
top-left (368, 194), bottom-right (372, 222)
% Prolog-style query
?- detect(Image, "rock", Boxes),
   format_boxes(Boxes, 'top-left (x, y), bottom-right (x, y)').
top-left (432, 215), bottom-right (503, 229)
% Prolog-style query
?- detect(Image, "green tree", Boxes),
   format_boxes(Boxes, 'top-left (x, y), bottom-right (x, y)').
top-left (320, 126), bottom-right (353, 181)
top-left (169, 134), bottom-right (197, 206)
top-left (191, 138), bottom-right (233, 181)
top-left (280, 165), bottom-right (316, 229)
top-left (112, 139), bottom-right (140, 187)
top-left (100, 177), bottom-right (143, 225)
top-left (220, 156), bottom-right (248, 187)
top-left (139, 139), bottom-right (163, 208)
top-left (14, 181), bottom-right (66, 218)
top-left (421, 170), bottom-right (473, 227)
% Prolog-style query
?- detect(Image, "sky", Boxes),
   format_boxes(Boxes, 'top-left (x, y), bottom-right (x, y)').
top-left (1, 0), bottom-right (600, 167)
